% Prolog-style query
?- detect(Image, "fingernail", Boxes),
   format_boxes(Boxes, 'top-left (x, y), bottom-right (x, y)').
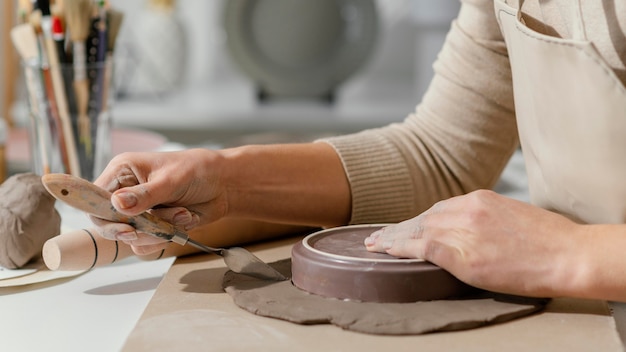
top-left (382, 240), bottom-right (393, 250)
top-left (173, 210), bottom-right (192, 225)
top-left (183, 214), bottom-right (200, 231)
top-left (113, 191), bottom-right (137, 209)
top-left (116, 231), bottom-right (138, 241)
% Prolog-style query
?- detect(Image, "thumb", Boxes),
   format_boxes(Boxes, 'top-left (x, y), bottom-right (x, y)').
top-left (111, 184), bottom-right (160, 216)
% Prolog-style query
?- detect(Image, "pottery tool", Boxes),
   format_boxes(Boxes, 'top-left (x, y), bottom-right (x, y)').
top-left (43, 228), bottom-right (168, 271)
top-left (10, 23), bottom-right (52, 174)
top-left (64, 0), bottom-right (93, 163)
top-left (41, 173), bottom-right (288, 281)
top-left (38, 5), bottom-right (77, 174)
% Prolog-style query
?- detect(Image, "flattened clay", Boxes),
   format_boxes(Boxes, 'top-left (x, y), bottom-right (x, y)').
top-left (223, 259), bottom-right (548, 335)
top-left (0, 173), bottom-right (61, 268)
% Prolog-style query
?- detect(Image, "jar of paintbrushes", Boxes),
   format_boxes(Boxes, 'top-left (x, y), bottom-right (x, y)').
top-left (12, 0), bottom-right (123, 181)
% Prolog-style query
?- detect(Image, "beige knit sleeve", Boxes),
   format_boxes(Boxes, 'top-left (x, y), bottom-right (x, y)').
top-left (320, 0), bottom-right (519, 224)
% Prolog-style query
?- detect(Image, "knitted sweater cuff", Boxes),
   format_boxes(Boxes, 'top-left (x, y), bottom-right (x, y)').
top-left (317, 132), bottom-right (415, 225)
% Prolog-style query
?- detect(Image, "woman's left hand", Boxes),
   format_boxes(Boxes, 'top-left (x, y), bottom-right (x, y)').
top-left (364, 190), bottom-right (583, 298)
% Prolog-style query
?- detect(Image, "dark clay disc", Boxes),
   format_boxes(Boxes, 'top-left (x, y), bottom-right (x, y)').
top-left (291, 224), bottom-right (473, 302)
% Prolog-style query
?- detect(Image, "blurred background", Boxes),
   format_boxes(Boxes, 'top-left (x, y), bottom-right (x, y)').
top-left (0, 0), bottom-right (460, 177)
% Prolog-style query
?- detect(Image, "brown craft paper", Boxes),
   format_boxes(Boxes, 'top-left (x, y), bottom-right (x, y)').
top-left (123, 235), bottom-right (623, 351)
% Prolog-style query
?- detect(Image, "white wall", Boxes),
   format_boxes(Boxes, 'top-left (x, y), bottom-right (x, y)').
top-left (108, 0), bottom-right (460, 101)
top-left (7, 0), bottom-right (461, 142)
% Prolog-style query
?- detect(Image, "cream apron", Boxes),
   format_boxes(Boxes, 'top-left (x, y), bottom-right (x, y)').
top-left (495, 0), bottom-right (626, 224)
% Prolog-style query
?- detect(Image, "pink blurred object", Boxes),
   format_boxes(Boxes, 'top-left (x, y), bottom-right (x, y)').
top-left (7, 127), bottom-right (167, 172)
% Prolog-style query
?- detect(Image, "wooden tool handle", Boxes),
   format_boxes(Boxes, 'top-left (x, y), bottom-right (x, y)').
top-left (42, 173), bottom-right (191, 245)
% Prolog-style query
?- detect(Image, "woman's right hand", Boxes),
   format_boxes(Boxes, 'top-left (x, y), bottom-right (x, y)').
top-left (90, 143), bottom-right (351, 254)
top-left (91, 148), bottom-right (228, 252)
top-left (94, 148), bottom-right (228, 220)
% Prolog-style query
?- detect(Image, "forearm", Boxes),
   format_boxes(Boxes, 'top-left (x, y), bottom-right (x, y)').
top-left (164, 218), bottom-right (315, 257)
top-left (220, 142), bottom-right (351, 227)
top-left (564, 224), bottom-right (626, 302)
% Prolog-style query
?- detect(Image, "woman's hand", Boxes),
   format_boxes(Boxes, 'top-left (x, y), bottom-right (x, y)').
top-left (89, 205), bottom-right (200, 255)
top-left (364, 190), bottom-right (584, 298)
top-left (91, 148), bottom-right (227, 254)
top-left (95, 148), bottom-right (228, 219)
top-left (90, 143), bottom-right (351, 255)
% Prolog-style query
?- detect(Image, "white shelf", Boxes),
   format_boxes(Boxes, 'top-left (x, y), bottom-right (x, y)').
top-left (112, 78), bottom-right (416, 137)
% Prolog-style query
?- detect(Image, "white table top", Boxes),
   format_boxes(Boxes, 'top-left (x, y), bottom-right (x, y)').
top-left (0, 203), bottom-right (174, 352)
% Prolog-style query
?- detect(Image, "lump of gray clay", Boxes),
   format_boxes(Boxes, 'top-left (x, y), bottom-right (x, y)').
top-left (0, 173), bottom-right (61, 268)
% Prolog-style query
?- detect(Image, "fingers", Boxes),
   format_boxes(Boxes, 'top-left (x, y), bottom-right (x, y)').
top-left (364, 222), bottom-right (432, 261)
top-left (150, 207), bottom-right (200, 231)
top-left (93, 154), bottom-right (141, 191)
top-left (110, 186), bottom-right (147, 216)
top-left (92, 206), bottom-right (198, 240)
top-left (364, 214), bottom-right (428, 253)
top-left (98, 222), bottom-right (170, 255)
top-left (363, 197), bottom-right (461, 262)
top-left (109, 175), bottom-right (180, 216)
top-left (89, 216), bottom-right (136, 240)
top-left (94, 152), bottom-right (170, 216)
top-left (130, 242), bottom-right (171, 256)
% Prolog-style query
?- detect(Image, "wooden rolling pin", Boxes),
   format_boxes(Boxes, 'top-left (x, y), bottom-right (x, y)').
top-left (42, 228), bottom-right (181, 271)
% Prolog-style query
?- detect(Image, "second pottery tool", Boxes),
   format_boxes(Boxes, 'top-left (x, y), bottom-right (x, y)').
top-left (41, 173), bottom-right (287, 281)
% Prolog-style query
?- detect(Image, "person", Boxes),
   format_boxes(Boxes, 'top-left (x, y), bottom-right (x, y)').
top-left (91, 0), bottom-right (626, 302)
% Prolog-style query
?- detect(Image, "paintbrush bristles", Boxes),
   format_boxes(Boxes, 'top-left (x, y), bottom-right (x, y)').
top-left (17, 0), bottom-right (33, 22)
top-left (28, 9), bottom-right (43, 33)
top-left (63, 0), bottom-right (92, 41)
top-left (54, 0), bottom-right (66, 14)
top-left (106, 8), bottom-right (123, 52)
top-left (10, 24), bottom-right (39, 61)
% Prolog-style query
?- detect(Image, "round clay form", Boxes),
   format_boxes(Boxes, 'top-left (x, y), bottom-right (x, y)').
top-left (291, 224), bottom-right (472, 302)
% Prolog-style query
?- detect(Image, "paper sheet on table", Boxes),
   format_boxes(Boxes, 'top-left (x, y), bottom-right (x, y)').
top-left (0, 267), bottom-right (37, 280)
top-left (0, 258), bottom-right (85, 287)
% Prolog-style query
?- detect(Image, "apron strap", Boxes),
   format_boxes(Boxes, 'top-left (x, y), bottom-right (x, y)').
top-left (517, 0), bottom-right (587, 40)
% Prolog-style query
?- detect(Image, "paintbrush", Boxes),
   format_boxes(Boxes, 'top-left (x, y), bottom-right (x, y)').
top-left (64, 0), bottom-right (93, 174)
top-left (40, 5), bottom-right (82, 176)
top-left (10, 23), bottom-right (52, 174)
top-left (106, 7), bottom-right (123, 54)
top-left (32, 8), bottom-right (66, 173)
top-left (84, 1), bottom-right (106, 161)
top-left (33, 5), bottom-right (81, 176)
top-left (51, 15), bottom-right (68, 63)
top-left (17, 0), bottom-right (33, 24)
top-left (29, 8), bottom-right (62, 174)
top-left (99, 7), bottom-right (123, 114)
